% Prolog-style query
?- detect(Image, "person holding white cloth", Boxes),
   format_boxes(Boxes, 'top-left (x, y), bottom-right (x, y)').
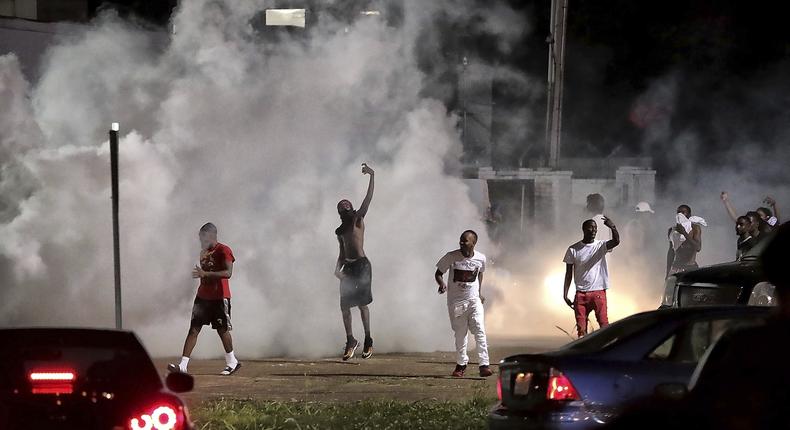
top-left (435, 230), bottom-right (493, 378)
top-left (666, 204), bottom-right (706, 277)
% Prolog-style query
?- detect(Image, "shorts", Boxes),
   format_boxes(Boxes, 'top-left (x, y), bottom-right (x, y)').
top-left (340, 257), bottom-right (373, 308)
top-left (190, 297), bottom-right (232, 330)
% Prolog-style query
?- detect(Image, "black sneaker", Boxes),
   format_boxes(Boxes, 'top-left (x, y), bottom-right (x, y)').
top-left (452, 364), bottom-right (467, 377)
top-left (220, 361), bottom-right (242, 376)
top-left (342, 338), bottom-right (359, 361)
top-left (167, 363), bottom-right (183, 374)
top-left (361, 337), bottom-right (374, 359)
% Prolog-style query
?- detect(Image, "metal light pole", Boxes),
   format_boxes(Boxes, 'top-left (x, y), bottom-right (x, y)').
top-left (109, 122), bottom-right (122, 329)
top-left (545, 0), bottom-right (569, 169)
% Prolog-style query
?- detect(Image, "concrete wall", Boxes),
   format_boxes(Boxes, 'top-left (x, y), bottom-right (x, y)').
top-left (0, 0), bottom-right (87, 21)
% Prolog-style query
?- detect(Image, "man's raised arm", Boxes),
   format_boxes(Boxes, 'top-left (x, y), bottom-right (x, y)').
top-left (603, 216), bottom-right (620, 250)
top-left (357, 163), bottom-right (375, 218)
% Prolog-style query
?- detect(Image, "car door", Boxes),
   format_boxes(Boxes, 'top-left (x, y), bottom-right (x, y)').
top-left (614, 314), bottom-right (765, 402)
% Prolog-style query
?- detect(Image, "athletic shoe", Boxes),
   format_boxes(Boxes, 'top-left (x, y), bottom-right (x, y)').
top-left (361, 337), bottom-right (374, 359)
top-left (167, 363), bottom-right (183, 374)
top-left (479, 365), bottom-right (494, 377)
top-left (452, 364), bottom-right (467, 377)
top-left (342, 338), bottom-right (359, 361)
top-left (220, 361), bottom-right (242, 376)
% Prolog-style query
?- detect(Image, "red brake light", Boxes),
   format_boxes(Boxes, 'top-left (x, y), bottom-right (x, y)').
top-left (496, 376), bottom-right (502, 401)
top-left (129, 402), bottom-right (185, 430)
top-left (28, 369), bottom-right (76, 394)
top-left (546, 369), bottom-right (580, 401)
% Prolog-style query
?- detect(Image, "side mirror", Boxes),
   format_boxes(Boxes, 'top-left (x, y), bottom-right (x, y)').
top-left (654, 383), bottom-right (688, 401)
top-left (165, 372), bottom-right (194, 393)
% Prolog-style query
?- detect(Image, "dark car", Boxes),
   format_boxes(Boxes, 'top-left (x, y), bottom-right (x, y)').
top-left (0, 328), bottom-right (194, 430)
top-left (660, 234), bottom-right (776, 308)
top-left (488, 306), bottom-right (771, 429)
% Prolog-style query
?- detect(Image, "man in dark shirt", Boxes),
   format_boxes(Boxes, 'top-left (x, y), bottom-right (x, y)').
top-left (735, 215), bottom-right (754, 260)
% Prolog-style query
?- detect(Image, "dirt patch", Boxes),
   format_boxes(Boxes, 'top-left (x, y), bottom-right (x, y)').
top-left (154, 336), bottom-right (567, 406)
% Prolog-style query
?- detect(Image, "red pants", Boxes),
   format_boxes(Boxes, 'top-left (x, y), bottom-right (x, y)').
top-left (574, 290), bottom-right (609, 337)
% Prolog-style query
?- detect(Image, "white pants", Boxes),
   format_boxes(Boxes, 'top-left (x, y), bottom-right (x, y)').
top-left (448, 298), bottom-right (489, 366)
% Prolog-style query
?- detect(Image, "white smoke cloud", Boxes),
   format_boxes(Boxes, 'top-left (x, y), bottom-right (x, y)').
top-left (0, 0), bottom-right (550, 359)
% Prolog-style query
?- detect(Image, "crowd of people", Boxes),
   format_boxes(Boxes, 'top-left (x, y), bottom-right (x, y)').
top-left (162, 165), bottom-right (784, 381)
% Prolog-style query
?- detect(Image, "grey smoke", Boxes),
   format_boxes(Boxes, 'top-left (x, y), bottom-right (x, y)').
top-left (0, 0), bottom-right (552, 358)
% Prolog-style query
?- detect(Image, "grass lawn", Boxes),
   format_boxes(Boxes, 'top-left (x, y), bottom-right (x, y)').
top-left (190, 396), bottom-right (495, 430)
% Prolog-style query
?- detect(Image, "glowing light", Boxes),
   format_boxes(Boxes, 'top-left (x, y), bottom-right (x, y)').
top-left (130, 405), bottom-right (178, 430)
top-left (29, 372), bottom-right (75, 381)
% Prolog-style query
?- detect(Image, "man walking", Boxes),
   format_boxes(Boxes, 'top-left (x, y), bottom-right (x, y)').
top-left (335, 163), bottom-right (375, 360)
top-left (435, 230), bottom-right (493, 378)
top-left (562, 217), bottom-right (620, 337)
top-left (168, 223), bottom-right (241, 375)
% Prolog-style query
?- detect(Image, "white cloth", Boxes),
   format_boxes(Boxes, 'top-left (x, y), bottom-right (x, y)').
top-left (563, 240), bottom-right (610, 292)
top-left (436, 250), bottom-right (486, 305)
top-left (448, 298), bottom-right (489, 366)
top-left (669, 213), bottom-right (707, 251)
top-left (591, 214), bottom-right (612, 241)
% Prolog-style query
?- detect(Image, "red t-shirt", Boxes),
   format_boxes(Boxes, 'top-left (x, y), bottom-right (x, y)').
top-left (196, 242), bottom-right (235, 300)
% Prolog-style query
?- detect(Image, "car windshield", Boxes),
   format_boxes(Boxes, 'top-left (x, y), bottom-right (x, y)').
top-left (0, 330), bottom-right (162, 395)
top-left (560, 312), bottom-right (663, 353)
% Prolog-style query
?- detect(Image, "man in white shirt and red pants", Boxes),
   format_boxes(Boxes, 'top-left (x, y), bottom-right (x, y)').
top-left (562, 217), bottom-right (620, 338)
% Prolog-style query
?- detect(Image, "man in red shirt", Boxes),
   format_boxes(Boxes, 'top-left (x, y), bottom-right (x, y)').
top-left (168, 223), bottom-right (241, 375)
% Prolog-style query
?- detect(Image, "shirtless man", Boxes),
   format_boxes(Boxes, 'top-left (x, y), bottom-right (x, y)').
top-left (335, 163), bottom-right (375, 360)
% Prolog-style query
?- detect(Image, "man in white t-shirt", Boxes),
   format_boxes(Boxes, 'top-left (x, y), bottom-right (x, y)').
top-left (562, 217), bottom-right (620, 337)
top-left (434, 230), bottom-right (492, 378)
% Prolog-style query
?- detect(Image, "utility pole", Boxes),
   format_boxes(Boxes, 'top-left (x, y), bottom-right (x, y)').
top-left (109, 123), bottom-right (122, 329)
top-left (545, 0), bottom-right (568, 169)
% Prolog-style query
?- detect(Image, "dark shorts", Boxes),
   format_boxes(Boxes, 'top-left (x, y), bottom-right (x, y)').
top-left (340, 257), bottom-right (372, 308)
top-left (191, 297), bottom-right (232, 330)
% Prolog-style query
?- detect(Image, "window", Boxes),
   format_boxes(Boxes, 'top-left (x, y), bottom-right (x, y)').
top-left (646, 316), bottom-right (765, 363)
top-left (647, 334), bottom-right (675, 360)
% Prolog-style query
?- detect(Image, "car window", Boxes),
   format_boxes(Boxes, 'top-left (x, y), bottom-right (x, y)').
top-left (647, 334), bottom-right (676, 360)
top-left (646, 316), bottom-right (765, 363)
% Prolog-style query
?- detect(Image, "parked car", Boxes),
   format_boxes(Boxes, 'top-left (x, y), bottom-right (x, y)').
top-left (660, 233), bottom-right (776, 308)
top-left (0, 328), bottom-right (194, 430)
top-left (488, 306), bottom-right (771, 429)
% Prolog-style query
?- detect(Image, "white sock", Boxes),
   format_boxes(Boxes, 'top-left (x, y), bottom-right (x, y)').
top-left (179, 356), bottom-right (190, 373)
top-left (225, 351), bottom-right (237, 367)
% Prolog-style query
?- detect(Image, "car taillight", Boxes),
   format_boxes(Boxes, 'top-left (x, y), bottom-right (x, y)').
top-left (129, 402), bottom-right (185, 430)
top-left (497, 376), bottom-right (502, 401)
top-left (28, 369), bottom-right (76, 394)
top-left (546, 368), bottom-right (580, 401)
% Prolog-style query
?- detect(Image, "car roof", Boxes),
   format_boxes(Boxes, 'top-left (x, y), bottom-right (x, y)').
top-left (502, 306), bottom-right (773, 362)
top-left (674, 260), bottom-right (764, 284)
top-left (0, 327), bottom-right (143, 349)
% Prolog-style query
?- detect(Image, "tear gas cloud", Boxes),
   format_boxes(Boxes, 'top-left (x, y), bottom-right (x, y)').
top-left (3, 0), bottom-right (787, 356)
top-left (0, 0), bottom-right (542, 357)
